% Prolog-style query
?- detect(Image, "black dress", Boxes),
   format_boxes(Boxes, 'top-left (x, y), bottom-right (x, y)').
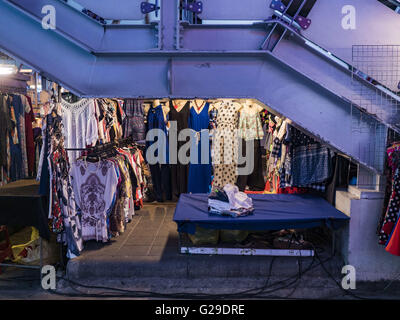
top-left (169, 100), bottom-right (190, 201)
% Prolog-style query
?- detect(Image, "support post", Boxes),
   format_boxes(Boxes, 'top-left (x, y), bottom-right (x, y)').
top-left (161, 0), bottom-right (178, 50)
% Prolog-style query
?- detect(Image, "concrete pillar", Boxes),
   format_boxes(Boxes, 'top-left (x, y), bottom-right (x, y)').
top-left (335, 186), bottom-right (400, 281)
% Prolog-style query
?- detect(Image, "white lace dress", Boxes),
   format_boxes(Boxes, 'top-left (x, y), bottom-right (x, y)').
top-left (60, 98), bottom-right (99, 163)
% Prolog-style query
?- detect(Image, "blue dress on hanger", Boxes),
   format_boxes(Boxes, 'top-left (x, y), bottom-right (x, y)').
top-left (146, 104), bottom-right (169, 164)
top-left (8, 95), bottom-right (24, 181)
top-left (145, 104), bottom-right (172, 202)
top-left (188, 102), bottom-right (212, 193)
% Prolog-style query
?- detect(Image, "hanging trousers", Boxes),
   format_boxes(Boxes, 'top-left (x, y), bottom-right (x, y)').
top-left (149, 164), bottom-right (172, 202)
top-left (237, 139), bottom-right (265, 191)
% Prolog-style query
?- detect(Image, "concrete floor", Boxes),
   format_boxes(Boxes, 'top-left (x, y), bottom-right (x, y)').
top-left (72, 203), bottom-right (180, 263)
top-left (67, 203), bottom-right (336, 280)
top-left (1, 203), bottom-right (400, 299)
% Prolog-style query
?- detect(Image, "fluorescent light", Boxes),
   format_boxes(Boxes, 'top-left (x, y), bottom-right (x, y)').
top-left (20, 68), bottom-right (33, 73)
top-left (29, 84), bottom-right (42, 90)
top-left (0, 64), bottom-right (17, 75)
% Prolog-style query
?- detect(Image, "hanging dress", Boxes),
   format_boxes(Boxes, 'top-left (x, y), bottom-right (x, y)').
top-left (146, 104), bottom-right (171, 202)
top-left (24, 95), bottom-right (35, 176)
top-left (122, 99), bottom-right (146, 142)
top-left (236, 104), bottom-right (265, 191)
top-left (385, 212), bottom-right (400, 256)
top-left (169, 100), bottom-right (190, 200)
top-left (8, 95), bottom-right (24, 181)
top-left (188, 102), bottom-right (212, 193)
top-left (211, 101), bottom-right (240, 191)
top-left (0, 94), bottom-right (11, 169)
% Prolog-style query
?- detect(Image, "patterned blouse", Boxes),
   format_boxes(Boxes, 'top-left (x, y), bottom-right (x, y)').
top-left (238, 105), bottom-right (264, 140)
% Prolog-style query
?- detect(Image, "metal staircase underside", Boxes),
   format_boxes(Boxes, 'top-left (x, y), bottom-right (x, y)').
top-left (1, 0), bottom-right (399, 174)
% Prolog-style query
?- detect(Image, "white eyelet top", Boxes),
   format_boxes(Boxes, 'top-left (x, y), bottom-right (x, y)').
top-left (60, 98), bottom-right (99, 163)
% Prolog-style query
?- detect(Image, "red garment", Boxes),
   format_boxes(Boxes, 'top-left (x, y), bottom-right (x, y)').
top-left (264, 174), bottom-right (279, 193)
top-left (24, 96), bottom-right (35, 176)
top-left (378, 161), bottom-right (400, 245)
top-left (245, 191), bottom-right (266, 194)
top-left (385, 217), bottom-right (400, 256)
top-left (277, 187), bottom-right (308, 194)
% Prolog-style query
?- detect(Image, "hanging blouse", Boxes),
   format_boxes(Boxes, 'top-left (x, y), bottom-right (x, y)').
top-left (70, 159), bottom-right (119, 242)
top-left (60, 98), bottom-right (99, 163)
top-left (238, 104), bottom-right (264, 141)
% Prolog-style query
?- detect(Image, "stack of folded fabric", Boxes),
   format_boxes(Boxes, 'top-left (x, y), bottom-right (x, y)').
top-left (208, 184), bottom-right (254, 217)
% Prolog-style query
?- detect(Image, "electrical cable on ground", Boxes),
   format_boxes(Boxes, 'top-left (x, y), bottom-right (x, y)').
top-left (0, 250), bottom-right (359, 299)
top-left (310, 244), bottom-right (369, 300)
top-left (46, 251), bottom-right (323, 299)
top-left (0, 233), bottom-right (394, 300)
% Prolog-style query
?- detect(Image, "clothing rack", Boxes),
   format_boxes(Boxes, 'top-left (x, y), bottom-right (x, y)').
top-left (65, 136), bottom-right (136, 153)
top-left (80, 136), bottom-right (139, 163)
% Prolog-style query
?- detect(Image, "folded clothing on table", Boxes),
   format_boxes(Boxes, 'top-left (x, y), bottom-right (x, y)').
top-left (208, 184), bottom-right (254, 217)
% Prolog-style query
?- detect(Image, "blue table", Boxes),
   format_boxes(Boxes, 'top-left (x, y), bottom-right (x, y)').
top-left (174, 193), bottom-right (350, 235)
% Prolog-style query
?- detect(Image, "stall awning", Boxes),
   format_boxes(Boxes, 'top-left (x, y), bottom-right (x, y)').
top-left (173, 193), bottom-right (350, 234)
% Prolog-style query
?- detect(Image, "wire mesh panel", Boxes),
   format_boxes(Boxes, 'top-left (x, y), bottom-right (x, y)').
top-left (348, 107), bottom-right (387, 186)
top-left (350, 45), bottom-right (400, 184)
top-left (352, 45), bottom-right (400, 124)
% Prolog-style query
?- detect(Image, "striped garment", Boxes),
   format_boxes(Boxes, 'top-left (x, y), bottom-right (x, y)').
top-left (291, 143), bottom-right (331, 187)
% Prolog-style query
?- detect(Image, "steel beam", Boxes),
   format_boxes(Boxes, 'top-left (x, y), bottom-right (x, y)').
top-left (161, 0), bottom-right (178, 49)
top-left (304, 0), bottom-right (400, 64)
top-left (178, 23), bottom-right (267, 50)
top-left (176, 18), bottom-right (400, 135)
top-left (6, 0), bottom-right (159, 52)
top-left (273, 37), bottom-right (400, 132)
top-left (74, 0), bottom-right (147, 20)
top-left (10, 0), bottom-right (397, 132)
top-left (198, 0), bottom-right (272, 20)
